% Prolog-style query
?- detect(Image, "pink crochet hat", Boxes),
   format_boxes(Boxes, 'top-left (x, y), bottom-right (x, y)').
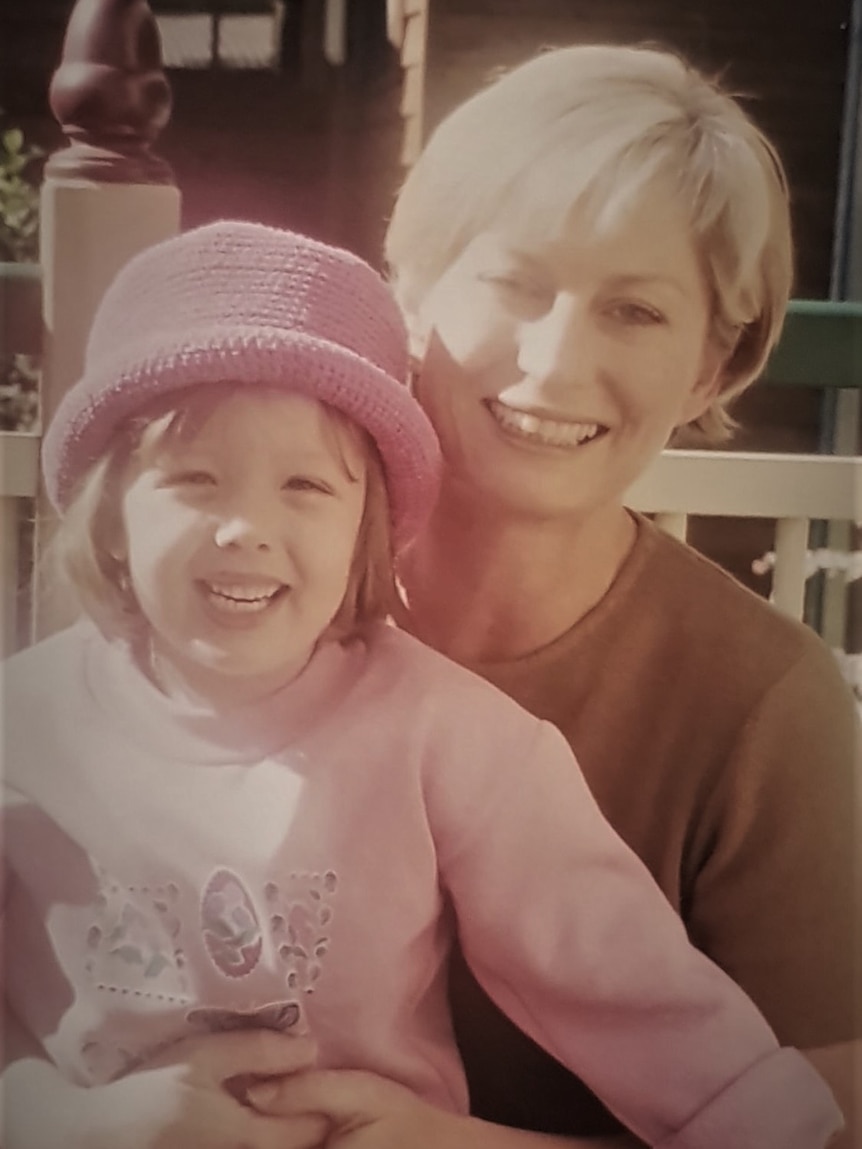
top-left (42, 220), bottom-right (441, 549)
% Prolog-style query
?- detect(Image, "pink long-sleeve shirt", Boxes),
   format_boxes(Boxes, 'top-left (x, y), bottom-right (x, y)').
top-left (1, 621), bottom-right (842, 1148)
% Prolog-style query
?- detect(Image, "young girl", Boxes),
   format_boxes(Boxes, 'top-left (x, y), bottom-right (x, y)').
top-left (1, 221), bottom-right (843, 1149)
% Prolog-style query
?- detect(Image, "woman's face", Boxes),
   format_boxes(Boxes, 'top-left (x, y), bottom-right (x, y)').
top-left (412, 191), bottom-right (722, 522)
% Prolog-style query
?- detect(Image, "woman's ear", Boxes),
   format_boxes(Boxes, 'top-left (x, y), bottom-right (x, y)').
top-left (405, 320), bottom-right (430, 395)
top-left (407, 322), bottom-right (430, 365)
top-left (102, 506), bottom-right (129, 565)
top-left (105, 523), bottom-right (127, 564)
top-left (400, 292), bottom-right (431, 365)
top-left (407, 357), bottom-right (422, 396)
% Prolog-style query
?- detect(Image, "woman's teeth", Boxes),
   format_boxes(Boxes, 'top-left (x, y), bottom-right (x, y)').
top-left (488, 400), bottom-right (603, 448)
top-left (203, 582), bottom-right (283, 612)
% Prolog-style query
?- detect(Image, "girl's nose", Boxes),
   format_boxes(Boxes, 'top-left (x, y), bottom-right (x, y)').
top-left (517, 293), bottom-right (591, 388)
top-left (213, 512), bottom-right (273, 552)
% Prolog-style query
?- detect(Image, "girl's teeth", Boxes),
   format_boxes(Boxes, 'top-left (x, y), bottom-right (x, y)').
top-left (489, 401), bottom-right (602, 447)
top-left (204, 584), bottom-right (281, 611)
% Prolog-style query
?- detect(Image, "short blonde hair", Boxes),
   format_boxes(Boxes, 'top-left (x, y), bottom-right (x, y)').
top-left (48, 388), bottom-right (397, 645)
top-left (386, 43), bottom-right (793, 441)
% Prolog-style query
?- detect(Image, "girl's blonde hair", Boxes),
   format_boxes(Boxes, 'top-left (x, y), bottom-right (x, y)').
top-left (48, 387), bottom-right (397, 644)
top-left (386, 44), bottom-right (793, 441)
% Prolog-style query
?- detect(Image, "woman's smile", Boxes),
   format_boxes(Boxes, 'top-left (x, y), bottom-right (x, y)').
top-left (485, 398), bottom-right (607, 449)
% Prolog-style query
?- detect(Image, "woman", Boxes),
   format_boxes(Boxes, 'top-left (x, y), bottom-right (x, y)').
top-left (251, 40), bottom-right (859, 1149)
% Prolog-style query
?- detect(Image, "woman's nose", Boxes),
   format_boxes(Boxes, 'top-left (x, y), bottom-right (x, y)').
top-left (517, 293), bottom-right (591, 387)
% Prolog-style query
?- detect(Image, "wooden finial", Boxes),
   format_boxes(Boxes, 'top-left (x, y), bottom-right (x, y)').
top-left (47, 0), bottom-right (174, 184)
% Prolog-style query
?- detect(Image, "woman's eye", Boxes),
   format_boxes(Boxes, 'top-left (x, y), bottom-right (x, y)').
top-left (480, 271), bottom-right (546, 299)
top-left (478, 272), bottom-right (553, 319)
top-left (609, 301), bottom-right (666, 326)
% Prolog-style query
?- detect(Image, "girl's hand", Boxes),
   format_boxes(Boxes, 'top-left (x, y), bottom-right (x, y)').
top-left (247, 1069), bottom-right (472, 1149)
top-left (3, 1031), bottom-right (329, 1149)
top-left (247, 1070), bottom-right (643, 1149)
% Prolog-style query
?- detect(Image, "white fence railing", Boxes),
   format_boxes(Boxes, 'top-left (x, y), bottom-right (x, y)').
top-left (1, 432), bottom-right (40, 657)
top-left (3, 434), bottom-right (859, 658)
top-left (626, 449), bottom-right (862, 620)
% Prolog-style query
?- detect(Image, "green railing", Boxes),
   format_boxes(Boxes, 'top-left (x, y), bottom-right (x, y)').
top-left (763, 299), bottom-right (862, 390)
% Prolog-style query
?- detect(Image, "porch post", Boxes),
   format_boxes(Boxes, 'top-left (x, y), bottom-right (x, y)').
top-left (35, 0), bottom-right (182, 638)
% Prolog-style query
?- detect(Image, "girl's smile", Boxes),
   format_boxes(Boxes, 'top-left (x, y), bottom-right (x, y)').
top-left (196, 574), bottom-right (289, 618)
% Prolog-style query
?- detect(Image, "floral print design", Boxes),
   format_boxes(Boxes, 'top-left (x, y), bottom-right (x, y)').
top-left (84, 871), bottom-right (189, 1002)
top-left (266, 870), bottom-right (337, 996)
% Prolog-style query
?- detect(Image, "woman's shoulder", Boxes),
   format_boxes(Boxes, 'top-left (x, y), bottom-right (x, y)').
top-left (603, 521), bottom-right (858, 755)
top-left (624, 517), bottom-right (834, 681)
top-left (509, 517), bottom-right (855, 760)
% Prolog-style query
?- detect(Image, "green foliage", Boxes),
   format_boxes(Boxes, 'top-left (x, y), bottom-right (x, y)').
top-left (0, 116), bottom-right (42, 429)
top-left (0, 354), bottom-right (39, 431)
top-left (0, 122), bottom-right (42, 262)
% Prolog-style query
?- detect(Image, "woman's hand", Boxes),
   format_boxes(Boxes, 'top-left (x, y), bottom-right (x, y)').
top-left (2, 1031), bottom-right (329, 1149)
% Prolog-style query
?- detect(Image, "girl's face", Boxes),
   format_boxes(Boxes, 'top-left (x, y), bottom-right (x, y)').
top-left (412, 191), bottom-right (722, 523)
top-left (118, 391), bottom-right (367, 706)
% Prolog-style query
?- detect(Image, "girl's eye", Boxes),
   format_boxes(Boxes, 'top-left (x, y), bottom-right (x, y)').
top-left (609, 301), bottom-right (666, 326)
top-left (283, 476), bottom-right (333, 495)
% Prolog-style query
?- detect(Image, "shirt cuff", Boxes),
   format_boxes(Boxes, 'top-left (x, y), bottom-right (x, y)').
top-left (656, 1048), bottom-right (843, 1149)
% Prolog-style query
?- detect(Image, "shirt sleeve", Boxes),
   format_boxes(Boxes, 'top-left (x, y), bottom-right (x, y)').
top-left (685, 639), bottom-right (860, 1049)
top-left (438, 719), bottom-right (843, 1149)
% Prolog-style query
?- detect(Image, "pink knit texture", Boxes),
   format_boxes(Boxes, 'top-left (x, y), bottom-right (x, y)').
top-left (42, 221), bottom-right (441, 549)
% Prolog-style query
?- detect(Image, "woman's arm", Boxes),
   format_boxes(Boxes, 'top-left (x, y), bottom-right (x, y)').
top-left (687, 645), bottom-right (860, 1149)
top-left (684, 642), bottom-right (859, 1054)
top-left (248, 1068), bottom-right (643, 1149)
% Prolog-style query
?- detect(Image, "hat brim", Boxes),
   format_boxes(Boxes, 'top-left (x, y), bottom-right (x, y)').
top-left (43, 327), bottom-right (441, 550)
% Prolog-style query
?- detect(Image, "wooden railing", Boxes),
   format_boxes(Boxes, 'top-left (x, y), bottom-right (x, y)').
top-left (626, 450), bottom-right (861, 620)
top-left (0, 431), bottom-right (39, 655)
